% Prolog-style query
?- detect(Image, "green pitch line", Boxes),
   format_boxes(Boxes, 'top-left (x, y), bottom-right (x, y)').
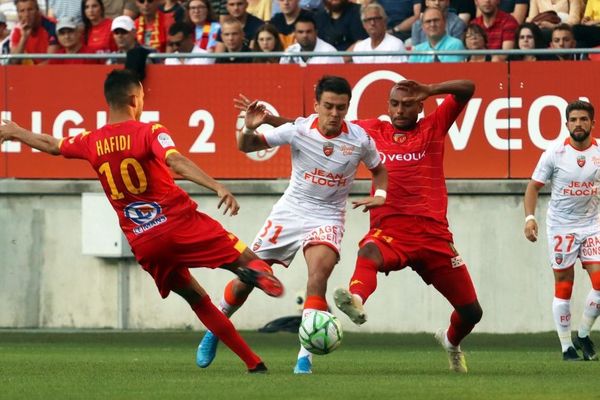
top-left (0, 331), bottom-right (597, 400)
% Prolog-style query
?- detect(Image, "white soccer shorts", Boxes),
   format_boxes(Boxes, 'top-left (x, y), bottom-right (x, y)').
top-left (546, 227), bottom-right (600, 270)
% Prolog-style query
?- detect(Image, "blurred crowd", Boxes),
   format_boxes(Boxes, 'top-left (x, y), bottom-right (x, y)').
top-left (1, 0), bottom-right (598, 65)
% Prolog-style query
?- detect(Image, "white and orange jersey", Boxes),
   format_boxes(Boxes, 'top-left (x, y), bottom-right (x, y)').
top-left (262, 114), bottom-right (381, 217)
top-left (532, 138), bottom-right (600, 229)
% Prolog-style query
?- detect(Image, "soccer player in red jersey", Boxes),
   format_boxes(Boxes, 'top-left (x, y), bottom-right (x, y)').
top-left (0, 69), bottom-right (284, 373)
top-left (334, 79), bottom-right (482, 373)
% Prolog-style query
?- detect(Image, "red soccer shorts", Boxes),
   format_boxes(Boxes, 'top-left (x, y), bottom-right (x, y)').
top-left (132, 211), bottom-right (247, 298)
top-left (360, 215), bottom-right (478, 307)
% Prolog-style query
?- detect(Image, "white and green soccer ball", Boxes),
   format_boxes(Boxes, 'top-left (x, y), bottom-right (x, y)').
top-left (298, 310), bottom-right (343, 355)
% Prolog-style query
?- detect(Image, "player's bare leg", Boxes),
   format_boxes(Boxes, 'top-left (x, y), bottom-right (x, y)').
top-left (335, 243), bottom-right (383, 325)
top-left (197, 249), bottom-right (282, 369)
top-left (574, 264), bottom-right (600, 361)
top-left (294, 245), bottom-right (337, 374)
top-left (173, 273), bottom-right (266, 373)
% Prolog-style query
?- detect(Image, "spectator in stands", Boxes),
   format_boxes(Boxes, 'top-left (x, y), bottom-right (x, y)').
top-left (464, 23), bottom-right (491, 61)
top-left (104, 0), bottom-right (138, 19)
top-left (527, 0), bottom-right (582, 28)
top-left (10, 0), bottom-right (59, 65)
top-left (185, 0), bottom-right (221, 52)
top-left (251, 23), bottom-right (284, 63)
top-left (82, 0), bottom-right (117, 53)
top-left (134, 0), bottom-right (170, 52)
top-left (161, 1), bottom-right (186, 28)
top-left (109, 15), bottom-right (156, 63)
top-left (350, 2), bottom-right (407, 63)
top-left (215, 16), bottom-right (254, 62)
top-left (165, 21), bottom-right (215, 64)
top-left (550, 23), bottom-right (586, 60)
top-left (314, 0), bottom-right (367, 50)
top-left (0, 12), bottom-right (9, 43)
top-left (449, 0), bottom-right (476, 24)
top-left (225, 0), bottom-right (264, 46)
top-left (271, 0), bottom-right (314, 49)
top-left (497, 0), bottom-right (528, 24)
top-left (49, 0), bottom-right (83, 23)
top-left (471, 0), bottom-right (519, 61)
top-left (412, 0), bottom-right (467, 46)
top-left (272, 0), bottom-right (322, 16)
top-left (247, 0), bottom-right (272, 20)
top-left (378, 0), bottom-right (422, 41)
top-left (510, 22), bottom-right (552, 60)
top-left (409, 7), bottom-right (466, 62)
top-left (280, 13), bottom-right (344, 64)
top-left (50, 17), bottom-right (100, 64)
top-left (573, 0), bottom-right (600, 48)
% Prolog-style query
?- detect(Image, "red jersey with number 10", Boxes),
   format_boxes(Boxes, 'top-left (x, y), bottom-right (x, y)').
top-left (59, 120), bottom-right (198, 245)
top-left (355, 95), bottom-right (466, 228)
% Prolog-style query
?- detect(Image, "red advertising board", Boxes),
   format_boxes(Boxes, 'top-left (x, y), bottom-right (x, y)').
top-left (0, 62), bottom-right (598, 179)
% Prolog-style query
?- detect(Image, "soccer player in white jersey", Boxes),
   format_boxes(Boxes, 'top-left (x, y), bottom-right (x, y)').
top-left (524, 100), bottom-right (600, 361)
top-left (196, 75), bottom-right (388, 374)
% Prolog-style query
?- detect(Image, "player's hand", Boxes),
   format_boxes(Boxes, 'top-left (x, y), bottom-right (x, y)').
top-left (244, 100), bottom-right (269, 130)
top-left (395, 80), bottom-right (431, 103)
top-left (524, 220), bottom-right (538, 242)
top-left (234, 93), bottom-right (253, 112)
top-left (216, 185), bottom-right (240, 216)
top-left (0, 119), bottom-right (22, 145)
top-left (352, 195), bottom-right (386, 213)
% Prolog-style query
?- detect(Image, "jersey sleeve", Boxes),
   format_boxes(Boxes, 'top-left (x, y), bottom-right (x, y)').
top-left (262, 120), bottom-right (298, 148)
top-left (149, 123), bottom-right (179, 160)
top-left (59, 131), bottom-right (92, 160)
top-left (431, 94), bottom-right (467, 136)
top-left (360, 132), bottom-right (381, 170)
top-left (531, 149), bottom-right (553, 185)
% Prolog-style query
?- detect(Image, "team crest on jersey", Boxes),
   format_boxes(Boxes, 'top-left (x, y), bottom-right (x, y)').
top-left (393, 133), bottom-right (407, 143)
top-left (252, 238), bottom-right (263, 252)
top-left (577, 155), bottom-right (586, 167)
top-left (323, 142), bottom-right (334, 157)
top-left (555, 253), bottom-right (564, 265)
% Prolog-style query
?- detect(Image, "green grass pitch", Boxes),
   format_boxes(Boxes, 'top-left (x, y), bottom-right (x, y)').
top-left (1, 330), bottom-right (598, 400)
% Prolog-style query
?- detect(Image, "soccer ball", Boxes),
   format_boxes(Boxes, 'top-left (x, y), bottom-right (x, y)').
top-left (298, 310), bottom-right (343, 355)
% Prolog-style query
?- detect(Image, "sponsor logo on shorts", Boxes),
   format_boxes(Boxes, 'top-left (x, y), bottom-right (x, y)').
top-left (323, 142), bottom-right (334, 157)
top-left (124, 201), bottom-right (168, 235)
top-left (577, 155), bottom-right (586, 168)
top-left (555, 253), bottom-right (564, 265)
top-left (252, 238), bottom-right (263, 252)
top-left (157, 133), bottom-right (175, 148)
top-left (450, 255), bottom-right (464, 268)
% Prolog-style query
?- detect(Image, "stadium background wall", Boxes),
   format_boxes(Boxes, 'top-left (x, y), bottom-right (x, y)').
top-left (0, 63), bottom-right (597, 332)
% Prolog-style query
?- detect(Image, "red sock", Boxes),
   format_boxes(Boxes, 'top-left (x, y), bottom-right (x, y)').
top-left (447, 310), bottom-right (475, 347)
top-left (191, 295), bottom-right (261, 369)
top-left (304, 295), bottom-right (328, 311)
top-left (348, 256), bottom-right (378, 303)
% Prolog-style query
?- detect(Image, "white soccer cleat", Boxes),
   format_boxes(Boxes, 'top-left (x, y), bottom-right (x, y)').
top-left (334, 288), bottom-right (366, 325)
top-left (435, 328), bottom-right (468, 373)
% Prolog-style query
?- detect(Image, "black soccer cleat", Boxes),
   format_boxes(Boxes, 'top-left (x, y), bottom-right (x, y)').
top-left (562, 346), bottom-right (582, 361)
top-left (573, 336), bottom-right (598, 361)
top-left (248, 362), bottom-right (268, 374)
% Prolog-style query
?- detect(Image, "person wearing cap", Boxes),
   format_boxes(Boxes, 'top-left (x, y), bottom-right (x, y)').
top-left (82, 0), bottom-right (117, 53)
top-left (10, 0), bottom-right (60, 64)
top-left (108, 14), bottom-right (156, 64)
top-left (49, 17), bottom-right (100, 64)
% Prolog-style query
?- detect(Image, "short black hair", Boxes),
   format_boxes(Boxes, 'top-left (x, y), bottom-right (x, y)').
top-left (104, 69), bottom-right (141, 108)
top-left (315, 75), bottom-right (352, 102)
top-left (294, 13), bottom-right (316, 30)
top-left (168, 21), bottom-right (194, 37)
top-left (566, 100), bottom-right (595, 120)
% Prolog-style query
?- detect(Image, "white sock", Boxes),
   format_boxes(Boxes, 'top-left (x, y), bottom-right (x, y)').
top-left (552, 297), bottom-right (573, 352)
top-left (218, 298), bottom-right (239, 318)
top-left (578, 289), bottom-right (600, 338)
top-left (352, 294), bottom-right (364, 306)
top-left (442, 329), bottom-right (460, 351)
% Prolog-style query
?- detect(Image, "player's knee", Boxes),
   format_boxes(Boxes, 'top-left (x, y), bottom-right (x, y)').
top-left (357, 243), bottom-right (381, 263)
top-left (460, 302), bottom-right (483, 325)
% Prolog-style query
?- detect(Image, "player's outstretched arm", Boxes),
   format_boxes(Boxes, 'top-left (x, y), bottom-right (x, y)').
top-left (396, 80), bottom-right (475, 104)
top-left (0, 120), bottom-right (61, 155)
top-left (166, 152), bottom-right (240, 216)
top-left (237, 101), bottom-right (272, 153)
top-left (234, 94), bottom-right (293, 128)
top-left (523, 180), bottom-right (543, 242)
top-left (352, 163), bottom-right (388, 213)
